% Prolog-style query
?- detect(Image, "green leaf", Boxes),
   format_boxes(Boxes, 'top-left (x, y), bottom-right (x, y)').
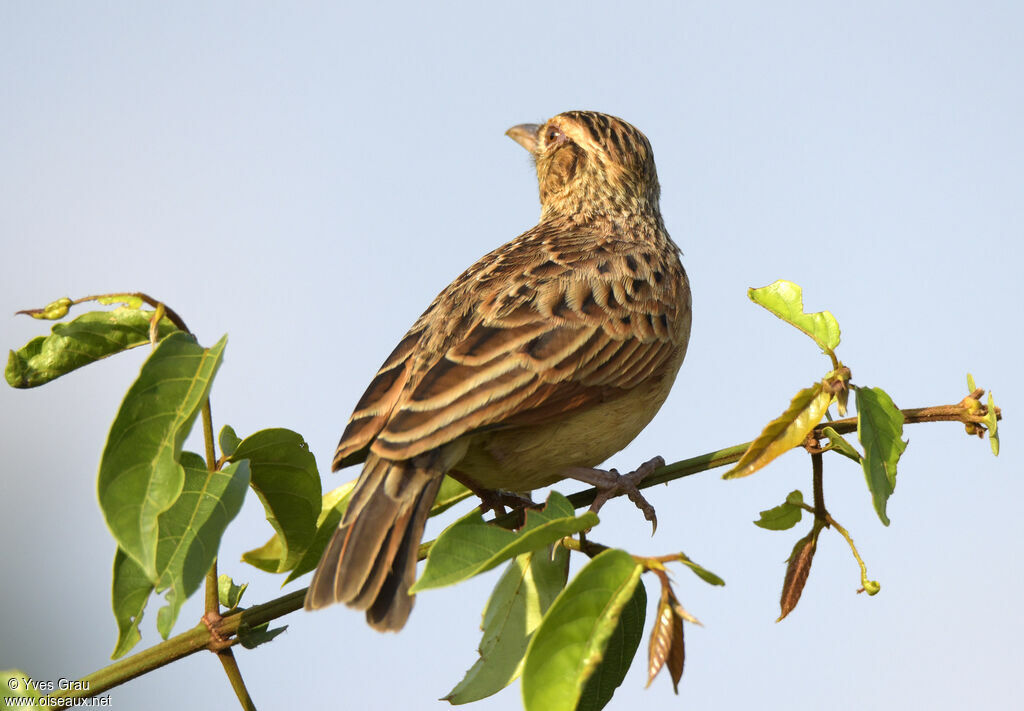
top-left (111, 549), bottom-right (153, 659)
top-left (97, 332), bottom-right (227, 579)
top-left (6, 307), bottom-right (180, 388)
top-left (231, 429), bottom-right (321, 574)
top-left (723, 381), bottom-right (832, 479)
top-left (218, 575), bottom-right (248, 610)
top-left (237, 621), bottom-right (287, 649)
top-left (432, 475), bottom-right (473, 515)
top-left (284, 480), bottom-right (357, 584)
top-left (748, 280), bottom-right (841, 353)
top-left (576, 578), bottom-right (647, 711)
top-left (110, 454), bottom-right (250, 655)
top-left (1, 670), bottom-right (43, 701)
top-left (821, 426), bottom-right (863, 463)
top-left (445, 546), bottom-right (570, 704)
top-left (856, 387), bottom-right (907, 526)
top-left (218, 425), bottom-right (241, 458)
top-left (676, 552), bottom-right (726, 586)
top-left (521, 549), bottom-right (643, 711)
top-left (412, 492), bottom-right (598, 593)
top-left (154, 455), bottom-right (250, 638)
top-left (754, 490), bottom-right (805, 531)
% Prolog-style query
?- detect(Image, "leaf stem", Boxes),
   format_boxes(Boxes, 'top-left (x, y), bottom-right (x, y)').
top-left (795, 502), bottom-right (879, 595)
top-left (825, 514), bottom-right (880, 595)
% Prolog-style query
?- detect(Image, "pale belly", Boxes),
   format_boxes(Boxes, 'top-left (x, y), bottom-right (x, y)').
top-left (451, 356), bottom-right (682, 493)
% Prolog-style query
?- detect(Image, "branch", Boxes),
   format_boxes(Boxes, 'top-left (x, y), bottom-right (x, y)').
top-left (43, 395), bottom-right (998, 702)
top-left (44, 591), bottom-right (307, 703)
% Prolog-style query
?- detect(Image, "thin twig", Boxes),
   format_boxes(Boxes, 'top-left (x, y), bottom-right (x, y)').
top-left (811, 452), bottom-right (826, 521)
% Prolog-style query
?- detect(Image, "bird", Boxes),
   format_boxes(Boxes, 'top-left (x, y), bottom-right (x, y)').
top-left (305, 110), bottom-right (692, 631)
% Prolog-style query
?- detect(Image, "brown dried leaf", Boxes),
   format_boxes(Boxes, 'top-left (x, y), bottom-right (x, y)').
top-left (646, 592), bottom-right (673, 689)
top-left (672, 601), bottom-right (702, 627)
top-left (777, 530), bottom-right (818, 622)
top-left (666, 605), bottom-right (684, 693)
top-left (646, 574), bottom-right (686, 693)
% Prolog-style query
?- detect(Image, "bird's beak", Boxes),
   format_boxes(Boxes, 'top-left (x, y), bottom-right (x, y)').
top-left (505, 123), bottom-right (542, 154)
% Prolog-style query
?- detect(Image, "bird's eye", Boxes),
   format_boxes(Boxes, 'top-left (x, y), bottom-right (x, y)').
top-left (545, 126), bottom-right (564, 145)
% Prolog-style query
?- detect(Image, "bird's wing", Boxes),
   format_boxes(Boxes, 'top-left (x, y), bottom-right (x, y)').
top-left (333, 225), bottom-right (688, 468)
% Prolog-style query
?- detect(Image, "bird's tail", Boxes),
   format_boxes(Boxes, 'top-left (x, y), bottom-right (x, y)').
top-left (305, 452), bottom-right (444, 631)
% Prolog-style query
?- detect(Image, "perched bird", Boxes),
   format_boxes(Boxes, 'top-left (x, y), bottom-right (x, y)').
top-left (306, 110), bottom-right (692, 631)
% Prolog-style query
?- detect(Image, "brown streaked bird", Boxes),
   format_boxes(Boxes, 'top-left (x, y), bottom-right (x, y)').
top-left (305, 110), bottom-right (692, 631)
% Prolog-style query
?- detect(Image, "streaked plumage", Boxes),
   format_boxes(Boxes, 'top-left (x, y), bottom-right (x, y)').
top-left (306, 110), bottom-right (692, 630)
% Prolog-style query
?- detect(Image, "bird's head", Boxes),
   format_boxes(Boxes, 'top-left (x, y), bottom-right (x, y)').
top-left (506, 110), bottom-right (661, 223)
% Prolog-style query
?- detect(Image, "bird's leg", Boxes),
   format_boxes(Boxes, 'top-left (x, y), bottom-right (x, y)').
top-left (563, 456), bottom-right (664, 533)
top-left (447, 471), bottom-right (537, 520)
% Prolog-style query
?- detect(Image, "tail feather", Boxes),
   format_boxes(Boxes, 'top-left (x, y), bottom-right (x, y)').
top-left (366, 476), bottom-right (440, 629)
top-left (305, 452), bottom-right (443, 631)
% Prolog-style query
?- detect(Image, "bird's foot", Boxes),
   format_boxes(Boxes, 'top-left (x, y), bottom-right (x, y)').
top-left (474, 490), bottom-right (539, 529)
top-left (564, 456), bottom-right (664, 534)
top-left (479, 490), bottom-right (538, 516)
top-left (448, 471), bottom-right (537, 518)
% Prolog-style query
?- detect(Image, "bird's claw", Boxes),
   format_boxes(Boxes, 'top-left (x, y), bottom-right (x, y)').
top-left (568, 456), bottom-right (664, 534)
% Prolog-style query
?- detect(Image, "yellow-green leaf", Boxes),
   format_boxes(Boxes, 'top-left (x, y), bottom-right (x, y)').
top-left (96, 293), bottom-right (145, 309)
top-left (748, 280), bottom-right (841, 353)
top-left (985, 391), bottom-right (999, 456)
top-left (16, 297), bottom-right (73, 320)
top-left (724, 382), bottom-right (832, 479)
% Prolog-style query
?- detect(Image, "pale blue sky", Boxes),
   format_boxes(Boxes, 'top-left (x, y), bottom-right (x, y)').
top-left (2, 2), bottom-right (1021, 710)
